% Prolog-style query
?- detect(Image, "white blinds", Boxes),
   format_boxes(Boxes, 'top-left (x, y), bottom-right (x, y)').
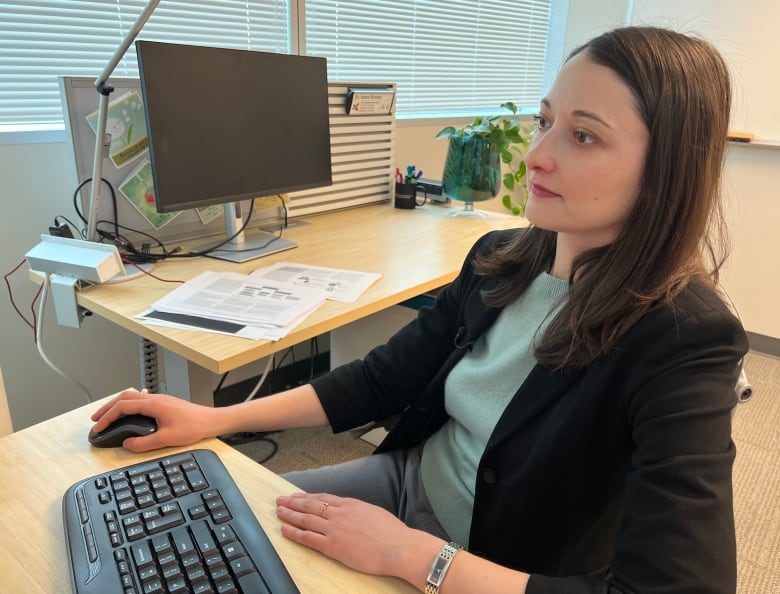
top-left (304, 0), bottom-right (553, 116)
top-left (0, 0), bottom-right (290, 127)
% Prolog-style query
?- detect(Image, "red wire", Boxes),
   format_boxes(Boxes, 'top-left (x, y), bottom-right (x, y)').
top-left (3, 258), bottom-right (43, 337)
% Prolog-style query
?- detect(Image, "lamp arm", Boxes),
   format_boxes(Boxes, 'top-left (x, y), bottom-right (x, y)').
top-left (86, 0), bottom-right (161, 242)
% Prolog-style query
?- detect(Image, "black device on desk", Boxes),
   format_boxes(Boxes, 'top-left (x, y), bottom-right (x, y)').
top-left (63, 449), bottom-right (299, 593)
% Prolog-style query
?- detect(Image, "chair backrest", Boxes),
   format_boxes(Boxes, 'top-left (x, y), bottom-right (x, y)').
top-left (0, 368), bottom-right (13, 436)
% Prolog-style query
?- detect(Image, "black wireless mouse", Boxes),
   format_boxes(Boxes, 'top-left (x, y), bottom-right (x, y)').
top-left (88, 414), bottom-right (158, 448)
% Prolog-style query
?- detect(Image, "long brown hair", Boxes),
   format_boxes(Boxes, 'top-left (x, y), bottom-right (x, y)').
top-left (475, 26), bottom-right (732, 370)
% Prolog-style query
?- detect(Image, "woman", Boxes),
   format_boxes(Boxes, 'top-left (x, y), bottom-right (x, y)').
top-left (92, 26), bottom-right (747, 593)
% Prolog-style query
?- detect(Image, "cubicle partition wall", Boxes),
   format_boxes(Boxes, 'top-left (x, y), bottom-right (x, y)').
top-left (59, 77), bottom-right (396, 246)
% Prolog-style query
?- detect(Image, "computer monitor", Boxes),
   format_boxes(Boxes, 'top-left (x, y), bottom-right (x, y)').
top-left (135, 41), bottom-right (332, 262)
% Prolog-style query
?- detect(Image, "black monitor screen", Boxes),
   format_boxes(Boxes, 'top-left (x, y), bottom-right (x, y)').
top-left (136, 41), bottom-right (332, 213)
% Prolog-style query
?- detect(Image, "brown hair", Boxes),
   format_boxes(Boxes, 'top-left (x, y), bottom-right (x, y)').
top-left (475, 26), bottom-right (732, 370)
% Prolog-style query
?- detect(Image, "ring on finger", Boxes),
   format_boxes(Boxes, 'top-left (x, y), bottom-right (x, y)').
top-left (318, 501), bottom-right (329, 518)
top-left (138, 388), bottom-right (148, 400)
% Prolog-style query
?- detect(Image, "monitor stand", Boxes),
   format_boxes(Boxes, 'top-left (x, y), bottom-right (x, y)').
top-left (198, 231), bottom-right (297, 264)
top-left (192, 202), bottom-right (297, 264)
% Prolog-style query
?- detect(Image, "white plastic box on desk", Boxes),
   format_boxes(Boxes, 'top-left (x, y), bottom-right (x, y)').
top-left (330, 304), bottom-right (420, 445)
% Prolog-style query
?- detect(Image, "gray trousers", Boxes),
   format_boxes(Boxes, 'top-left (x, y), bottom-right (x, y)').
top-left (282, 444), bottom-right (450, 540)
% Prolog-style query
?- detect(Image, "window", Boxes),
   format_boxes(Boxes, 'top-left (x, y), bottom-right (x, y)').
top-left (305, 0), bottom-right (556, 117)
top-left (0, 0), bottom-right (558, 134)
top-left (0, 0), bottom-right (290, 129)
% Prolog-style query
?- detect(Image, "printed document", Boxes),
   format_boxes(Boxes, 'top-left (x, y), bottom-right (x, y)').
top-left (248, 262), bottom-right (382, 302)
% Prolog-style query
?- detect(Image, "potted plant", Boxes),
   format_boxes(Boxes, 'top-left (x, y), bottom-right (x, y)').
top-left (435, 102), bottom-right (533, 216)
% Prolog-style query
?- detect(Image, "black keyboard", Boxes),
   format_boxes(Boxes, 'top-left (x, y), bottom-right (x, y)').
top-left (63, 449), bottom-right (299, 594)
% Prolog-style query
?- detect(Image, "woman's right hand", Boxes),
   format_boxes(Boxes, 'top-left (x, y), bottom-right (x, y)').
top-left (90, 388), bottom-right (222, 453)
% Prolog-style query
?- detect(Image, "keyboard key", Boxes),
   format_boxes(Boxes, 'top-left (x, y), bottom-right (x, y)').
top-left (191, 521), bottom-right (217, 554)
top-left (165, 576), bottom-right (188, 594)
top-left (215, 577), bottom-right (239, 594)
top-left (171, 526), bottom-right (195, 556)
top-left (186, 469), bottom-right (208, 491)
top-left (229, 555), bottom-right (256, 578)
top-left (140, 577), bottom-right (164, 594)
top-left (131, 541), bottom-right (155, 570)
top-left (237, 571), bottom-right (272, 594)
top-left (191, 579), bottom-right (215, 594)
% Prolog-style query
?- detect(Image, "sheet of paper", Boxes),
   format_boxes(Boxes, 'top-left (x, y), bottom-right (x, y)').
top-left (150, 270), bottom-right (328, 328)
top-left (136, 306), bottom-right (314, 341)
top-left (249, 262), bottom-right (381, 302)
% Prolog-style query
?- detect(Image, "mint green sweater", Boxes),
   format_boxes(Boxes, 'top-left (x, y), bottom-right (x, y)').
top-left (420, 272), bottom-right (568, 546)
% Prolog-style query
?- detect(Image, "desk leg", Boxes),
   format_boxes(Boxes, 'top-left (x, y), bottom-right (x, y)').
top-left (160, 349), bottom-right (215, 406)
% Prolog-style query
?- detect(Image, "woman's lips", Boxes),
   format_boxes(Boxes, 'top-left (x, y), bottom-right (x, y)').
top-left (530, 182), bottom-right (560, 198)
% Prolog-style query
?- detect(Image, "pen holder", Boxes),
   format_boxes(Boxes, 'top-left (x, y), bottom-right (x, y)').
top-left (394, 182), bottom-right (427, 209)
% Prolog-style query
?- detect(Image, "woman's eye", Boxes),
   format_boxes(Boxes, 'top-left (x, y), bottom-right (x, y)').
top-left (533, 114), bottom-right (549, 130)
top-left (574, 130), bottom-right (596, 144)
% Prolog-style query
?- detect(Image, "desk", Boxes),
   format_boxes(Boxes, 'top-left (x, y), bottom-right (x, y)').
top-left (64, 203), bottom-right (522, 404)
top-left (0, 397), bottom-right (416, 593)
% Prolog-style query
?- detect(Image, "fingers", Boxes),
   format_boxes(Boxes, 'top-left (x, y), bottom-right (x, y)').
top-left (90, 389), bottom-right (156, 433)
top-left (277, 493), bottom-right (336, 519)
top-left (123, 432), bottom-right (167, 453)
top-left (90, 387), bottom-right (141, 420)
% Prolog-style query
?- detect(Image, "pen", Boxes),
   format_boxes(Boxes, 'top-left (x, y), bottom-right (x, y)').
top-left (395, 167), bottom-right (403, 183)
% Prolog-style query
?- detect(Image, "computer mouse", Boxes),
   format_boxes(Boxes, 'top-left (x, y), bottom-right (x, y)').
top-left (88, 414), bottom-right (158, 448)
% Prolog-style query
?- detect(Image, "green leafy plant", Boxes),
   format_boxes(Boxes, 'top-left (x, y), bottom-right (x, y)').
top-left (435, 102), bottom-right (533, 216)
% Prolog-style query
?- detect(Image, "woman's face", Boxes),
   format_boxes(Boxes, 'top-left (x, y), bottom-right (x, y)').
top-left (524, 52), bottom-right (649, 252)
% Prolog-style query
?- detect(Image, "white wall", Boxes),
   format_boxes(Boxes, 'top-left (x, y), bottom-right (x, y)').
top-left (6, 0), bottom-right (776, 430)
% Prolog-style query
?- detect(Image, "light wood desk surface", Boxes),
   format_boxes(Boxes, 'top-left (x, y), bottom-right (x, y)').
top-left (0, 397), bottom-right (416, 593)
top-left (71, 203), bottom-right (521, 399)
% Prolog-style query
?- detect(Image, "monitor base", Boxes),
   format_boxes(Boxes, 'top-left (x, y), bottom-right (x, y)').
top-left (196, 231), bottom-right (297, 264)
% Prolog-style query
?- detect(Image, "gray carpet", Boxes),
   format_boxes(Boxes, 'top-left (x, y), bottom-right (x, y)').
top-left (732, 352), bottom-right (780, 593)
top-left (232, 350), bottom-right (780, 592)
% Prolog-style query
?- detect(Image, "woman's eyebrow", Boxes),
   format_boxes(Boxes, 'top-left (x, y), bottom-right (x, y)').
top-left (540, 98), bottom-right (614, 130)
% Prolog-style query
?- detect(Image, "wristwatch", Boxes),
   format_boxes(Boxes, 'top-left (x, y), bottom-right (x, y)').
top-left (425, 541), bottom-right (463, 594)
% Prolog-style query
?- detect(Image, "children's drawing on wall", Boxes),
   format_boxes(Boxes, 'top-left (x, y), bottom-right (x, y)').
top-left (119, 159), bottom-right (181, 229)
top-left (86, 91), bottom-right (149, 168)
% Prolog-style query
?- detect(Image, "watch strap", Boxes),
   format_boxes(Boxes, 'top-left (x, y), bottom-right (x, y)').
top-left (425, 541), bottom-right (462, 594)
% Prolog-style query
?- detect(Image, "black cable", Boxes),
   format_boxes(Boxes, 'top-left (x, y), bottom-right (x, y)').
top-left (73, 181), bottom-right (289, 262)
top-left (214, 372), bottom-right (230, 395)
top-left (253, 437), bottom-right (279, 465)
top-left (187, 199), bottom-right (258, 256)
top-left (218, 431), bottom-right (280, 464)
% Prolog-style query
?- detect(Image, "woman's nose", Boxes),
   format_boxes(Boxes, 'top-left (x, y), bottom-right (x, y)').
top-left (524, 130), bottom-right (554, 172)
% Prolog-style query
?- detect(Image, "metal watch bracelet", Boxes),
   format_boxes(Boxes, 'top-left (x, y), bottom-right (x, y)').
top-left (425, 541), bottom-right (462, 594)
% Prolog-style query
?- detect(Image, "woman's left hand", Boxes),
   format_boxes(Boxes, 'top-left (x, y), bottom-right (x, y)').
top-left (276, 492), bottom-right (440, 579)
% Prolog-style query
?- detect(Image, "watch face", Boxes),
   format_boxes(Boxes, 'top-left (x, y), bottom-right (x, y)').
top-left (430, 565), bottom-right (445, 581)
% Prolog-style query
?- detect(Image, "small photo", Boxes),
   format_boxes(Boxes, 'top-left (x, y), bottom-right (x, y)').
top-left (197, 205), bottom-right (224, 225)
top-left (119, 159), bottom-right (181, 230)
top-left (86, 91), bottom-right (149, 168)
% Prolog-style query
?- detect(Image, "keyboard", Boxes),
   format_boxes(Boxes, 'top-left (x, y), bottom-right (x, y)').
top-left (63, 449), bottom-right (299, 594)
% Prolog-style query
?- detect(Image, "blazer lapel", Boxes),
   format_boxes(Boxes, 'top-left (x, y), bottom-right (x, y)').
top-left (487, 363), bottom-right (584, 449)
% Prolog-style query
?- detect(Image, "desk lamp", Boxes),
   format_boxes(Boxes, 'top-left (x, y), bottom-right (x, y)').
top-left (86, 0), bottom-right (161, 244)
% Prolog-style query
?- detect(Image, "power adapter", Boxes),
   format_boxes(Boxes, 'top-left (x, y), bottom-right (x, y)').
top-left (416, 178), bottom-right (448, 203)
top-left (49, 222), bottom-right (74, 238)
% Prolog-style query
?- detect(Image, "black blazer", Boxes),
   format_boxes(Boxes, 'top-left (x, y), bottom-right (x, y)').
top-left (312, 229), bottom-right (748, 594)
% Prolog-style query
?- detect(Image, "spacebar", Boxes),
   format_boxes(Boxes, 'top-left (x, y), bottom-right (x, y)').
top-left (238, 571), bottom-right (271, 594)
